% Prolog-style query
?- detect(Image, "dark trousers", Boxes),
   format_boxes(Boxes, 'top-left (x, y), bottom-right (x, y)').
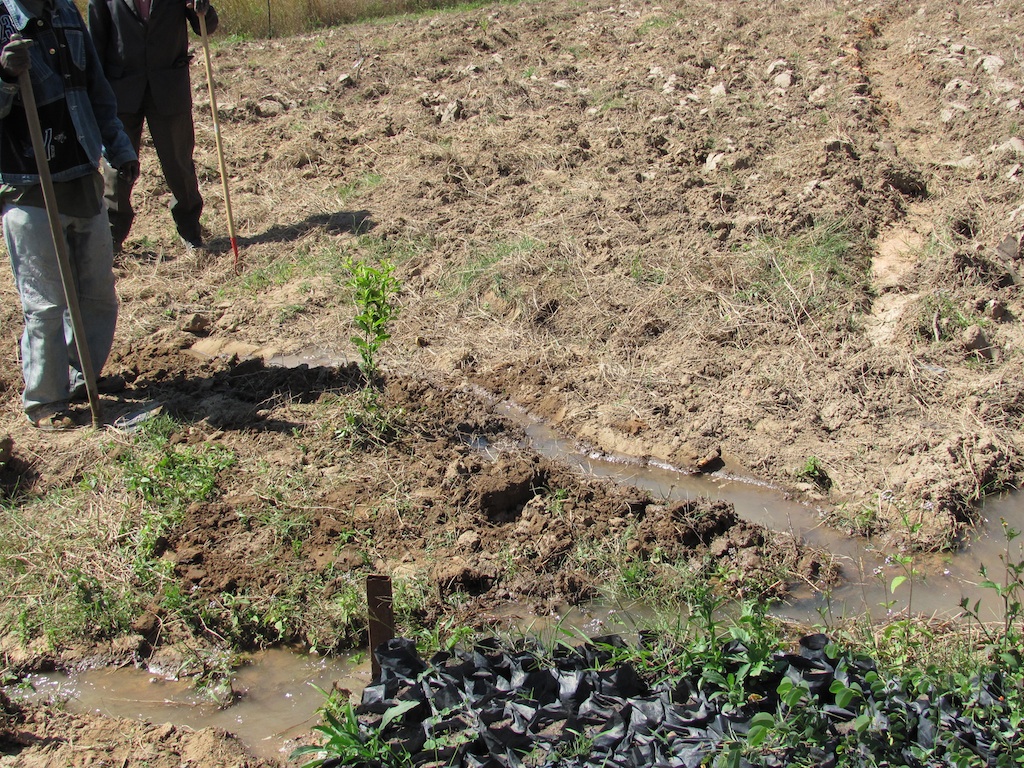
top-left (105, 95), bottom-right (203, 246)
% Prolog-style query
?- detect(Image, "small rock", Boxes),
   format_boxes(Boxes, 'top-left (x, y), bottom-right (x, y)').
top-left (457, 531), bottom-right (481, 552)
top-left (985, 299), bottom-right (1008, 321)
top-left (962, 325), bottom-right (992, 360)
top-left (705, 152), bottom-right (726, 171)
top-left (993, 78), bottom-right (1017, 94)
top-left (808, 84), bottom-right (831, 103)
top-left (131, 610), bottom-right (160, 638)
top-left (947, 154), bottom-right (979, 169)
top-left (695, 447), bottom-right (724, 474)
top-left (940, 103), bottom-right (970, 123)
top-left (773, 71), bottom-right (793, 88)
top-left (977, 54), bottom-right (1004, 74)
top-left (254, 98), bottom-right (284, 117)
top-left (996, 233), bottom-right (1022, 261)
top-left (993, 137), bottom-right (1024, 155)
top-left (439, 100), bottom-right (464, 123)
top-left (182, 313), bottom-right (211, 335)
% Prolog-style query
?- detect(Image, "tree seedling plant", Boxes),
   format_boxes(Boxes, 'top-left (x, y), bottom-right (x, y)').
top-left (335, 257), bottom-right (404, 445)
top-left (345, 257), bottom-right (401, 380)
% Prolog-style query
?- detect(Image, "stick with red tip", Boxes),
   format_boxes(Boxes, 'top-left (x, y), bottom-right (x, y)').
top-left (197, 9), bottom-right (240, 268)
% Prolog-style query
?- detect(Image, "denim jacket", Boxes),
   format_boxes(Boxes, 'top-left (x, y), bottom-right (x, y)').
top-left (0, 0), bottom-right (135, 185)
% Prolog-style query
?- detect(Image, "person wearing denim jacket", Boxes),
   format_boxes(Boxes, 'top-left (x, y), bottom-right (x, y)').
top-left (0, 0), bottom-right (137, 429)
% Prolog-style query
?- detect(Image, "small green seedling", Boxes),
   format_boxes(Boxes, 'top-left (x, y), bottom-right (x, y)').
top-left (345, 258), bottom-right (401, 378)
top-left (291, 695), bottom-right (415, 768)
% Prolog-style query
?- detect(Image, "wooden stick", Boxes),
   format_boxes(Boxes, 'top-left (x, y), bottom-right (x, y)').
top-left (366, 575), bottom-right (395, 682)
top-left (198, 12), bottom-right (240, 269)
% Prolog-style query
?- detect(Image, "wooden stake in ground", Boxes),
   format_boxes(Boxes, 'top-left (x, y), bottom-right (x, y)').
top-left (198, 11), bottom-right (240, 269)
top-left (17, 70), bottom-right (102, 427)
top-left (366, 575), bottom-right (395, 682)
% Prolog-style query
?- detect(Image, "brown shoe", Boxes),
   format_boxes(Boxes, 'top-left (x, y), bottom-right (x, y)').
top-left (26, 405), bottom-right (77, 431)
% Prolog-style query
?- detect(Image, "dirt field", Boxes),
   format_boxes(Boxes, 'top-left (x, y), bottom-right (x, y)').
top-left (2, 0), bottom-right (1024, 764)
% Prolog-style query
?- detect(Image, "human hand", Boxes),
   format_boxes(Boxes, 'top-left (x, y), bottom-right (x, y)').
top-left (117, 160), bottom-right (140, 184)
top-left (190, 0), bottom-right (210, 15)
top-left (1, 35), bottom-right (33, 80)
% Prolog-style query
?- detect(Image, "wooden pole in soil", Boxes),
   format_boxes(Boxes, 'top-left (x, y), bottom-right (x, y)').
top-left (17, 70), bottom-right (102, 428)
top-left (198, 12), bottom-right (240, 269)
top-left (366, 575), bottom-right (395, 682)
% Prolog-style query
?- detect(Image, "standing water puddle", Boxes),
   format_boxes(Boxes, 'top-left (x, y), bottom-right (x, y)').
top-left (10, 371), bottom-right (1022, 759)
top-left (13, 649), bottom-right (372, 761)
top-left (502, 402), bottom-right (1023, 625)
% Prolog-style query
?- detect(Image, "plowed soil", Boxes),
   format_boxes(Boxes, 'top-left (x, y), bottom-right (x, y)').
top-left (2, 0), bottom-right (1024, 764)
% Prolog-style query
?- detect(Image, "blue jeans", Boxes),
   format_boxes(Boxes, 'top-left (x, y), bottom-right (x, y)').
top-left (3, 202), bottom-right (118, 415)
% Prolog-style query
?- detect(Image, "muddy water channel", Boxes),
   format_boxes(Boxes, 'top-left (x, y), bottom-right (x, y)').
top-left (504, 404), bottom-right (1023, 625)
top-left (13, 387), bottom-right (1023, 761)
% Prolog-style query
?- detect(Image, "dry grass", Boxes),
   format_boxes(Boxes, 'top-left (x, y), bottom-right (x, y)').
top-left (213, 0), bottom-right (492, 39)
top-left (73, 0), bottom-right (487, 38)
top-left (0, 450), bottom-right (143, 647)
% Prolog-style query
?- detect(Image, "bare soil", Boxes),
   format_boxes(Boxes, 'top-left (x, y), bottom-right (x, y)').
top-left (2, 0), bottom-right (1024, 764)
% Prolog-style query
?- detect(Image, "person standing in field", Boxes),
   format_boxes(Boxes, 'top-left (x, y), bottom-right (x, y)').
top-left (0, 0), bottom-right (138, 429)
top-left (87, 0), bottom-right (218, 252)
